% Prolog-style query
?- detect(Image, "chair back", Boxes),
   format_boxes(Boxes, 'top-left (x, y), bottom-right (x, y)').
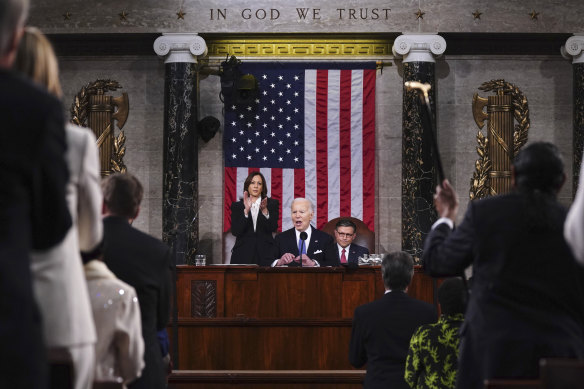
top-left (320, 217), bottom-right (375, 253)
top-left (540, 358), bottom-right (584, 389)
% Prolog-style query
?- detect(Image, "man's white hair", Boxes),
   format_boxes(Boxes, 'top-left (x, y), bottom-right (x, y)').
top-left (0, 0), bottom-right (29, 57)
top-left (291, 197), bottom-right (313, 213)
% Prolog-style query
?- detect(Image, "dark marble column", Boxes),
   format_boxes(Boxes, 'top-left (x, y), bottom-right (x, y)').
top-left (154, 34), bottom-right (207, 264)
top-left (393, 34), bottom-right (446, 261)
top-left (562, 36), bottom-right (584, 196)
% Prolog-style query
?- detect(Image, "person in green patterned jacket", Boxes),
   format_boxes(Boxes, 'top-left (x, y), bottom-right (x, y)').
top-left (405, 277), bottom-right (466, 389)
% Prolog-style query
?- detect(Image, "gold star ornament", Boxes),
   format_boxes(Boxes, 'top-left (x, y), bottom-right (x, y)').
top-left (415, 9), bottom-right (425, 20)
top-left (529, 10), bottom-right (539, 20)
top-left (62, 11), bottom-right (72, 20)
top-left (472, 10), bottom-right (482, 20)
top-left (177, 9), bottom-right (186, 19)
top-left (119, 10), bottom-right (128, 21)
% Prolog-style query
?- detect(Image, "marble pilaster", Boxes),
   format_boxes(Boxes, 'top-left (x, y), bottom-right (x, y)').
top-left (154, 33), bottom-right (207, 264)
top-left (393, 34), bottom-right (446, 260)
top-left (562, 35), bottom-right (584, 197)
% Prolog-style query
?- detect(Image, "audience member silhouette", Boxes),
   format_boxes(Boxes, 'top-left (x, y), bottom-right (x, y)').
top-left (349, 251), bottom-right (437, 389)
top-left (0, 0), bottom-right (72, 387)
top-left (423, 142), bottom-right (584, 388)
top-left (101, 173), bottom-right (172, 389)
top-left (14, 26), bottom-right (103, 389)
top-left (405, 277), bottom-right (466, 389)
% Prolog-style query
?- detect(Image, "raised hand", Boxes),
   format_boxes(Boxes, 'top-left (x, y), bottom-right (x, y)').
top-left (276, 252), bottom-right (295, 266)
top-left (260, 197), bottom-right (268, 215)
top-left (243, 191), bottom-right (252, 214)
top-left (434, 179), bottom-right (459, 221)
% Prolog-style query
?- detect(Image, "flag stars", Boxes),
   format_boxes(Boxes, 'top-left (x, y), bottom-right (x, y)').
top-left (270, 99), bottom-right (276, 104)
top-left (239, 146), bottom-right (244, 151)
top-left (278, 140), bottom-right (283, 146)
top-left (247, 155), bottom-right (252, 160)
top-left (270, 83), bottom-right (275, 88)
top-left (286, 149), bottom-right (291, 154)
top-left (255, 99), bottom-right (260, 104)
top-left (271, 148), bottom-right (275, 153)
top-left (294, 157), bottom-right (299, 162)
top-left (286, 132), bottom-right (291, 138)
top-left (294, 108), bottom-right (299, 113)
top-left (247, 139), bottom-right (252, 144)
top-left (263, 156), bottom-right (267, 161)
top-left (286, 84), bottom-right (291, 89)
top-left (262, 123), bottom-right (268, 128)
top-left (294, 124), bottom-right (299, 129)
top-left (255, 148), bottom-right (260, 153)
top-left (231, 105), bottom-right (236, 110)
top-left (262, 74), bottom-right (267, 79)
top-left (270, 132), bottom-right (276, 137)
top-left (231, 137), bottom-right (236, 142)
top-left (294, 140), bottom-right (299, 146)
top-left (278, 108), bottom-right (283, 113)
top-left (294, 75), bottom-right (299, 81)
top-left (254, 115), bottom-right (260, 120)
top-left (278, 157), bottom-right (283, 162)
top-left (231, 121), bottom-right (236, 126)
top-left (286, 100), bottom-right (291, 105)
top-left (278, 91), bottom-right (283, 96)
top-left (278, 124), bottom-right (283, 129)
top-left (263, 139), bottom-right (268, 144)
top-left (246, 106), bottom-right (252, 111)
top-left (239, 114), bottom-right (244, 119)
top-left (239, 130), bottom-right (244, 135)
top-left (232, 154), bottom-right (237, 159)
top-left (255, 131), bottom-right (260, 136)
top-left (246, 122), bottom-right (252, 128)
top-left (294, 92), bottom-right (299, 97)
top-left (271, 116), bottom-right (276, 121)
top-left (286, 116), bottom-right (291, 121)
top-left (263, 107), bottom-right (268, 112)
top-left (278, 75), bottom-right (283, 80)
top-left (263, 91), bottom-right (268, 96)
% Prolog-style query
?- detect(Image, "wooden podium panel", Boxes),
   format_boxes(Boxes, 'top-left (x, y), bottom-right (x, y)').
top-left (172, 265), bottom-right (436, 370)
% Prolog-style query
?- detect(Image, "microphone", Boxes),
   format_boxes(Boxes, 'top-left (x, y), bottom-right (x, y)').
top-left (299, 231), bottom-right (308, 267)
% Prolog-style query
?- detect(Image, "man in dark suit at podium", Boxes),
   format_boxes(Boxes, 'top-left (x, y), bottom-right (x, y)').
top-left (349, 251), bottom-right (436, 389)
top-left (265, 198), bottom-right (333, 267)
top-left (102, 173), bottom-right (172, 389)
top-left (325, 218), bottom-right (369, 266)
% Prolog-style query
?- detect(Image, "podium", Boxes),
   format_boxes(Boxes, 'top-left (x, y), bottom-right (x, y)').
top-left (172, 265), bottom-right (437, 370)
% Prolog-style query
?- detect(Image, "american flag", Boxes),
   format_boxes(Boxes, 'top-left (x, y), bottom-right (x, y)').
top-left (223, 62), bottom-right (376, 232)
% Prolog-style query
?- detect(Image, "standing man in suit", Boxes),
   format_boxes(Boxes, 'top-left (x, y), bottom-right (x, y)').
top-left (102, 173), bottom-right (172, 389)
top-left (424, 142), bottom-right (584, 388)
top-left (349, 251), bottom-right (437, 389)
top-left (0, 0), bottom-right (72, 387)
top-left (264, 198), bottom-right (333, 267)
top-left (325, 218), bottom-right (369, 266)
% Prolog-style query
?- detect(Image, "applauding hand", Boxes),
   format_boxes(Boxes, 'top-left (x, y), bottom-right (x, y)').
top-left (276, 252), bottom-right (295, 266)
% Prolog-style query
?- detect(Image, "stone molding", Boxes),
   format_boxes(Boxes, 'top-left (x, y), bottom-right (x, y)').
top-left (561, 34), bottom-right (584, 64)
top-left (392, 34), bottom-right (446, 63)
top-left (153, 33), bottom-right (207, 63)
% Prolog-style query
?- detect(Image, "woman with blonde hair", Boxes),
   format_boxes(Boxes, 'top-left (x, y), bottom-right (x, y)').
top-left (14, 27), bottom-right (108, 389)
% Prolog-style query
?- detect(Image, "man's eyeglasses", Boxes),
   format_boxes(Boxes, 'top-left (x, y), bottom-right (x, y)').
top-left (336, 231), bottom-right (354, 238)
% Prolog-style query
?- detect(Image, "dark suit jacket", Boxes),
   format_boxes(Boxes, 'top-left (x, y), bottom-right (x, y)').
top-left (0, 69), bottom-right (71, 389)
top-left (325, 242), bottom-right (369, 266)
top-left (349, 291), bottom-right (437, 389)
top-left (268, 225), bottom-right (334, 267)
top-left (103, 216), bottom-right (172, 389)
top-left (230, 198), bottom-right (278, 264)
top-left (423, 193), bottom-right (584, 389)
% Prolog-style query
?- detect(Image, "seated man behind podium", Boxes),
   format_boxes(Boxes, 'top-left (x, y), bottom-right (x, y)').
top-left (264, 198), bottom-right (333, 267)
top-left (349, 251), bottom-right (437, 389)
top-left (325, 218), bottom-right (369, 266)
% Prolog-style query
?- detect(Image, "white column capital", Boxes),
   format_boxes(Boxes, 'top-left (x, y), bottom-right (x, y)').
top-left (392, 34), bottom-right (446, 63)
top-left (153, 33), bottom-right (207, 64)
top-left (561, 34), bottom-right (584, 64)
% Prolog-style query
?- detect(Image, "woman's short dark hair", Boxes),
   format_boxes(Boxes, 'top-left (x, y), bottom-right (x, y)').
top-left (437, 277), bottom-right (467, 315)
top-left (381, 251), bottom-right (414, 291)
top-left (243, 171), bottom-right (268, 198)
top-left (101, 173), bottom-right (143, 219)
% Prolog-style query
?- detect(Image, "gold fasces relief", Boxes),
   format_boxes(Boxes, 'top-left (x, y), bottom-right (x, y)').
top-left (470, 80), bottom-right (530, 200)
top-left (71, 79), bottom-right (129, 176)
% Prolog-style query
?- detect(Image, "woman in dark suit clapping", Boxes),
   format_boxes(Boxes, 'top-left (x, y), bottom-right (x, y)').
top-left (230, 172), bottom-right (279, 265)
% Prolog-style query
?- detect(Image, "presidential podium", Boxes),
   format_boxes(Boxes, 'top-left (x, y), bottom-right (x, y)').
top-left (169, 265), bottom-right (437, 388)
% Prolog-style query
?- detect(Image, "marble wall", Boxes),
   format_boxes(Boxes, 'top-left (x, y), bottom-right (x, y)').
top-left (55, 49), bottom-right (574, 263)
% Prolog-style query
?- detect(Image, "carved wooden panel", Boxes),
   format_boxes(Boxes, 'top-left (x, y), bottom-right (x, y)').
top-left (191, 280), bottom-right (217, 318)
